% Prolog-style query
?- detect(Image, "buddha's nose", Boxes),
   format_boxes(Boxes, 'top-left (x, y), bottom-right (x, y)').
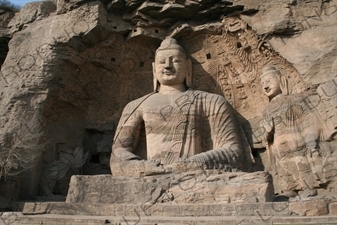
top-left (264, 86), bottom-right (270, 92)
top-left (165, 58), bottom-right (173, 69)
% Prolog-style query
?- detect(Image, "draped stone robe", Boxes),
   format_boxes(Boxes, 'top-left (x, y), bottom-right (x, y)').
top-left (112, 89), bottom-right (253, 171)
top-left (261, 93), bottom-right (334, 192)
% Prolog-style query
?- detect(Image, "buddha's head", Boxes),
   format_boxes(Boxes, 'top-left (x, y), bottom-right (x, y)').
top-left (153, 37), bottom-right (192, 91)
top-left (260, 65), bottom-right (288, 100)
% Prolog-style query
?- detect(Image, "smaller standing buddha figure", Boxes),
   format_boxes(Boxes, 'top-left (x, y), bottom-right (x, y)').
top-left (260, 65), bottom-right (330, 196)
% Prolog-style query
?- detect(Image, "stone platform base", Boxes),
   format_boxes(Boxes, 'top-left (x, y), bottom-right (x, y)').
top-left (15, 197), bottom-right (337, 224)
top-left (23, 197), bottom-right (337, 217)
top-left (23, 202), bottom-right (288, 217)
top-left (5, 212), bottom-right (337, 225)
top-left (66, 171), bottom-right (274, 204)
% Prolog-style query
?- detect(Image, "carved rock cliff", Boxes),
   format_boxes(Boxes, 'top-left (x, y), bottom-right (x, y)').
top-left (0, 0), bottom-right (336, 199)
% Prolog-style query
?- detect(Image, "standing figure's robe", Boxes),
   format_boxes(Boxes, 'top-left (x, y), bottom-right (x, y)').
top-left (261, 93), bottom-right (333, 192)
top-left (112, 89), bottom-right (253, 171)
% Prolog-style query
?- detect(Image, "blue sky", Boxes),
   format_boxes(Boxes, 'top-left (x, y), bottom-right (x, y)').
top-left (10, 0), bottom-right (42, 7)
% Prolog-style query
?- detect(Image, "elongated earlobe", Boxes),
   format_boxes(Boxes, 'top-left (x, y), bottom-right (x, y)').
top-left (153, 62), bottom-right (159, 92)
top-left (153, 77), bottom-right (159, 92)
top-left (185, 59), bottom-right (193, 88)
top-left (280, 75), bottom-right (289, 95)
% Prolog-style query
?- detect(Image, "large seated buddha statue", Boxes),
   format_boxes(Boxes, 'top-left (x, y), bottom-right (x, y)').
top-left (110, 37), bottom-right (254, 177)
top-left (66, 38), bottom-right (273, 205)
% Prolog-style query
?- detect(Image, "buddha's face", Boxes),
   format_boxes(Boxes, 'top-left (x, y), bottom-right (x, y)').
top-left (260, 72), bottom-right (282, 99)
top-left (153, 48), bottom-right (187, 86)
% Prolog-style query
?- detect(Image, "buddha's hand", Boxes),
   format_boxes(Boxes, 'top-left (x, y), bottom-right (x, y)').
top-left (144, 159), bottom-right (168, 176)
top-left (110, 160), bottom-right (145, 178)
top-left (111, 159), bottom-right (168, 178)
top-left (261, 115), bottom-right (274, 134)
top-left (164, 158), bottom-right (203, 174)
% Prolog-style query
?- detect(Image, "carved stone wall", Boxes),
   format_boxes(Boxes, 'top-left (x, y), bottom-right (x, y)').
top-left (0, 0), bottom-right (336, 198)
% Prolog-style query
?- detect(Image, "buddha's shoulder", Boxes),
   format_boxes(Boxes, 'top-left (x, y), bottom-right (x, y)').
top-left (190, 89), bottom-right (227, 101)
top-left (123, 92), bottom-right (157, 110)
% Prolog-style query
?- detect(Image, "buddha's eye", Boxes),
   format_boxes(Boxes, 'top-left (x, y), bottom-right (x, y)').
top-left (173, 58), bottom-right (181, 63)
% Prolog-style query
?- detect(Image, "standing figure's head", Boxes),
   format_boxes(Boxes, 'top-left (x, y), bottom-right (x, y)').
top-left (260, 65), bottom-right (289, 100)
top-left (153, 37), bottom-right (192, 91)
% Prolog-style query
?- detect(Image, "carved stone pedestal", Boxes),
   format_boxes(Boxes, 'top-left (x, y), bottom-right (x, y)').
top-left (66, 171), bottom-right (273, 205)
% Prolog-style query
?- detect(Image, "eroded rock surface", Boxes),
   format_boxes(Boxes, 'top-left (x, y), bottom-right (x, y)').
top-left (66, 171), bottom-right (273, 204)
top-left (0, 0), bottom-right (336, 200)
top-left (0, 7), bottom-right (15, 65)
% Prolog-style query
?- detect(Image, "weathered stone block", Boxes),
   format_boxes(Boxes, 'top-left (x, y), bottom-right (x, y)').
top-left (329, 201), bottom-right (337, 215)
top-left (289, 198), bottom-right (331, 216)
top-left (181, 204), bottom-right (204, 216)
top-left (114, 204), bottom-right (125, 216)
top-left (203, 204), bottom-right (235, 216)
top-left (139, 203), bottom-right (163, 216)
top-left (66, 171), bottom-right (273, 205)
top-left (162, 205), bottom-right (182, 217)
top-left (263, 202), bottom-right (290, 216)
top-left (23, 202), bottom-right (50, 215)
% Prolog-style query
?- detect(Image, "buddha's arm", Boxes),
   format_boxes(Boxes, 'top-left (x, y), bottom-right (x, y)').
top-left (300, 97), bottom-right (321, 153)
top-left (110, 95), bottom-right (170, 177)
top-left (189, 96), bottom-right (245, 171)
top-left (111, 102), bottom-right (143, 163)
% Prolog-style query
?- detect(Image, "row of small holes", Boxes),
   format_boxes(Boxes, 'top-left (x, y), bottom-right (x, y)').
top-left (110, 57), bottom-right (144, 67)
top-left (132, 29), bottom-right (159, 33)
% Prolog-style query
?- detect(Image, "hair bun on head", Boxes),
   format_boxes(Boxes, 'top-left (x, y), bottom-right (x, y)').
top-left (156, 37), bottom-right (185, 55)
top-left (260, 64), bottom-right (281, 78)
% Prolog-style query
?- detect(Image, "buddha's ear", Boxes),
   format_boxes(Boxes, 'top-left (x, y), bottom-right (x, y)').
top-left (186, 59), bottom-right (193, 88)
top-left (152, 62), bottom-right (159, 92)
top-left (279, 75), bottom-right (289, 95)
top-left (152, 62), bottom-right (156, 76)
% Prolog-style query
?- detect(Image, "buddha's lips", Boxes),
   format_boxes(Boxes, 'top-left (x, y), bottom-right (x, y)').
top-left (164, 71), bottom-right (175, 75)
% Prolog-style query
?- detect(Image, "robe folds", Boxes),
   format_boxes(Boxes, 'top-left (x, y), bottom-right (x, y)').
top-left (261, 93), bottom-right (334, 191)
top-left (112, 89), bottom-right (253, 171)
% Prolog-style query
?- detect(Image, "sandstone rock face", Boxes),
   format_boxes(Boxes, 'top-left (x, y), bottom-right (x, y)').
top-left (0, 7), bottom-right (15, 65)
top-left (8, 1), bottom-right (56, 33)
top-left (0, 0), bottom-right (336, 200)
top-left (289, 198), bottom-right (331, 216)
top-left (329, 201), bottom-right (337, 215)
top-left (66, 171), bottom-right (274, 204)
top-left (0, 8), bottom-right (15, 28)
